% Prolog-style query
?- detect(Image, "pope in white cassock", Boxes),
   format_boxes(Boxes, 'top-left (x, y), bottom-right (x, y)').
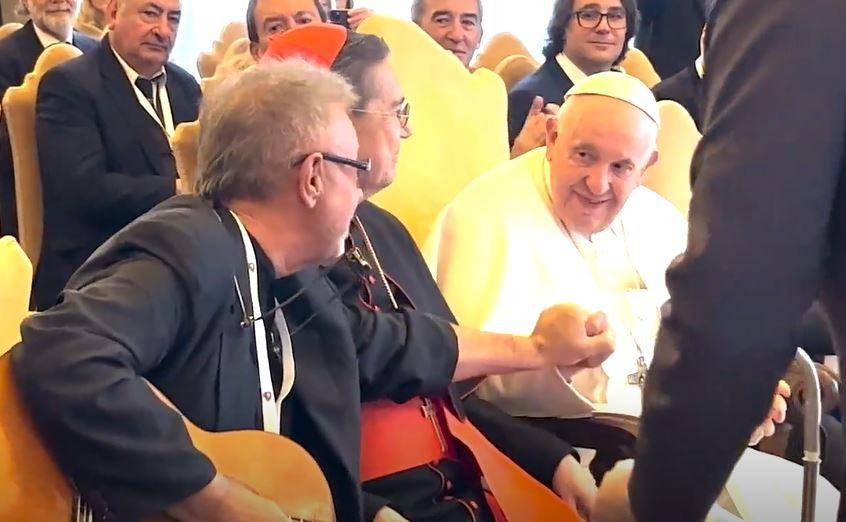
top-left (425, 72), bottom-right (839, 521)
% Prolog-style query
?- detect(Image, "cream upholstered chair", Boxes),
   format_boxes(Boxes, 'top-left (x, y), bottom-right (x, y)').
top-left (200, 37), bottom-right (255, 94)
top-left (172, 121), bottom-right (200, 191)
top-left (472, 32), bottom-right (534, 72)
top-left (357, 15), bottom-right (510, 246)
top-left (643, 100), bottom-right (700, 216)
top-left (493, 54), bottom-right (539, 93)
top-left (620, 47), bottom-right (661, 88)
top-left (0, 23), bottom-right (22, 40)
top-left (73, 19), bottom-right (106, 40)
top-left (4, 43), bottom-right (83, 271)
top-left (197, 21), bottom-right (248, 78)
top-left (0, 236), bottom-right (32, 355)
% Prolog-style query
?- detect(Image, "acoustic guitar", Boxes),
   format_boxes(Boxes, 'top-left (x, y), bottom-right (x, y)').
top-left (0, 352), bottom-right (335, 522)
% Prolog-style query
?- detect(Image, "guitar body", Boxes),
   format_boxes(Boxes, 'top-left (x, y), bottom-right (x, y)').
top-left (0, 353), bottom-right (335, 521)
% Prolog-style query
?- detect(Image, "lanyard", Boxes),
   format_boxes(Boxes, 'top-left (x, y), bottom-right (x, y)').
top-left (131, 79), bottom-right (175, 139)
top-left (230, 211), bottom-right (295, 433)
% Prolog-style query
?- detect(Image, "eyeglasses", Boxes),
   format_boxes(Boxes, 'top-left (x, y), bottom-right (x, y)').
top-left (572, 9), bottom-right (627, 30)
top-left (351, 100), bottom-right (411, 129)
top-left (292, 151), bottom-right (372, 174)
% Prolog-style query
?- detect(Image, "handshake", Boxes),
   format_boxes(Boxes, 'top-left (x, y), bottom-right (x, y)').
top-left (531, 303), bottom-right (616, 370)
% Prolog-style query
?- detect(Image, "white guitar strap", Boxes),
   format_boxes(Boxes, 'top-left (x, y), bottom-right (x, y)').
top-left (230, 211), bottom-right (295, 434)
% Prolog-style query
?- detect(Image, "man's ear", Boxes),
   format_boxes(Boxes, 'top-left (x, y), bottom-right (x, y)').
top-left (545, 117), bottom-right (559, 160)
top-left (249, 41), bottom-right (263, 62)
top-left (638, 150), bottom-right (659, 185)
top-left (107, 0), bottom-right (120, 29)
top-left (297, 153), bottom-right (323, 209)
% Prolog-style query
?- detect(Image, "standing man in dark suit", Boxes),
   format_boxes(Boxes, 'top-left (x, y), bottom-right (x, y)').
top-left (507, 0), bottom-right (638, 157)
top-left (593, 0), bottom-right (846, 520)
top-left (33, 0), bottom-right (201, 310)
top-left (636, 0), bottom-right (706, 79)
top-left (0, 0), bottom-right (97, 238)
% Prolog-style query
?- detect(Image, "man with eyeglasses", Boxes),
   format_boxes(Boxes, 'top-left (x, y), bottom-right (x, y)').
top-left (265, 26), bottom-right (603, 522)
top-left (11, 42), bottom-right (614, 522)
top-left (508, 0), bottom-right (638, 158)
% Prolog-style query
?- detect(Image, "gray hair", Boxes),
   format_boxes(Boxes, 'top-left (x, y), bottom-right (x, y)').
top-left (411, 0), bottom-right (483, 25)
top-left (195, 59), bottom-right (357, 204)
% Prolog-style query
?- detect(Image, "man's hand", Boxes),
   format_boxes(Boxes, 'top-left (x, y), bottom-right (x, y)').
top-left (552, 455), bottom-right (597, 520)
top-left (511, 96), bottom-right (560, 158)
top-left (592, 459), bottom-right (636, 522)
top-left (167, 474), bottom-right (293, 521)
top-left (347, 8), bottom-right (374, 30)
top-left (531, 303), bottom-right (614, 368)
top-left (374, 506), bottom-right (410, 522)
top-left (749, 380), bottom-right (790, 446)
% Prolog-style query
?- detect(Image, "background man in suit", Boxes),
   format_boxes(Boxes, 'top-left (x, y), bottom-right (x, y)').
top-left (507, 0), bottom-right (638, 157)
top-left (33, 0), bottom-right (200, 309)
top-left (636, 0), bottom-right (706, 79)
top-left (411, 0), bottom-right (482, 69)
top-left (0, 0), bottom-right (97, 237)
top-left (247, 0), bottom-right (371, 61)
top-left (593, 0), bottom-right (846, 520)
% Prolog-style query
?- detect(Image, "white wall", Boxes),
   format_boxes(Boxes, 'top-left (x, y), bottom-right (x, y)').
top-left (170, 0), bottom-right (556, 76)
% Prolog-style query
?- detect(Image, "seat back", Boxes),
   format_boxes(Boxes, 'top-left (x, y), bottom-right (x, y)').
top-left (172, 120), bottom-right (200, 192)
top-left (493, 54), bottom-right (539, 92)
top-left (4, 43), bottom-right (83, 271)
top-left (472, 32), bottom-right (534, 71)
top-left (620, 47), bottom-right (661, 88)
top-left (357, 15), bottom-right (510, 245)
top-left (0, 236), bottom-right (32, 355)
top-left (73, 19), bottom-right (106, 40)
top-left (0, 23), bottom-right (23, 40)
top-left (200, 37), bottom-right (254, 95)
top-left (197, 21), bottom-right (249, 78)
top-left (643, 100), bottom-right (700, 216)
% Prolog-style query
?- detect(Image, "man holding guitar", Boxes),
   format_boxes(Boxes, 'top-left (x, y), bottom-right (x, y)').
top-left (9, 49), bottom-right (613, 522)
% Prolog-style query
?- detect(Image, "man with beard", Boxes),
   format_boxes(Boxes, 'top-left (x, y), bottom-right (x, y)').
top-left (0, 0), bottom-right (97, 237)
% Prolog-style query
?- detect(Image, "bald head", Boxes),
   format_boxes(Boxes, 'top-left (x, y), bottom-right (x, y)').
top-left (545, 86), bottom-right (659, 236)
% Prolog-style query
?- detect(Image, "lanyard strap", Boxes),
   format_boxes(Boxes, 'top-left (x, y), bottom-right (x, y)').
top-left (230, 211), bottom-right (295, 433)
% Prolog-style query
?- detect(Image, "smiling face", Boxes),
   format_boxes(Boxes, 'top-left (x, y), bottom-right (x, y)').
top-left (26, 0), bottom-right (78, 41)
top-left (562, 0), bottom-right (627, 75)
top-left (108, 0), bottom-right (181, 77)
top-left (416, 0), bottom-right (482, 67)
top-left (546, 94), bottom-right (657, 236)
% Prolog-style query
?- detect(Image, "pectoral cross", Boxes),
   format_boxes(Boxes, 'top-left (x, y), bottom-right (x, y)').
top-left (627, 355), bottom-right (648, 390)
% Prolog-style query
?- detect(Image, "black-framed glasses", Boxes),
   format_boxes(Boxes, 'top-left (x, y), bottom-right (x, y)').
top-left (292, 151), bottom-right (372, 174)
top-left (351, 100), bottom-right (411, 129)
top-left (573, 8), bottom-right (627, 30)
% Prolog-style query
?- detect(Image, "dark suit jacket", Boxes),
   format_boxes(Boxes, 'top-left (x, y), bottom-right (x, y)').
top-left (637, 0), bottom-right (706, 78)
top-left (13, 195), bottom-right (459, 521)
top-left (0, 21), bottom-right (97, 237)
top-left (507, 58), bottom-right (574, 146)
top-left (652, 64), bottom-right (702, 130)
top-left (32, 34), bottom-right (201, 310)
top-left (630, 1), bottom-right (846, 520)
